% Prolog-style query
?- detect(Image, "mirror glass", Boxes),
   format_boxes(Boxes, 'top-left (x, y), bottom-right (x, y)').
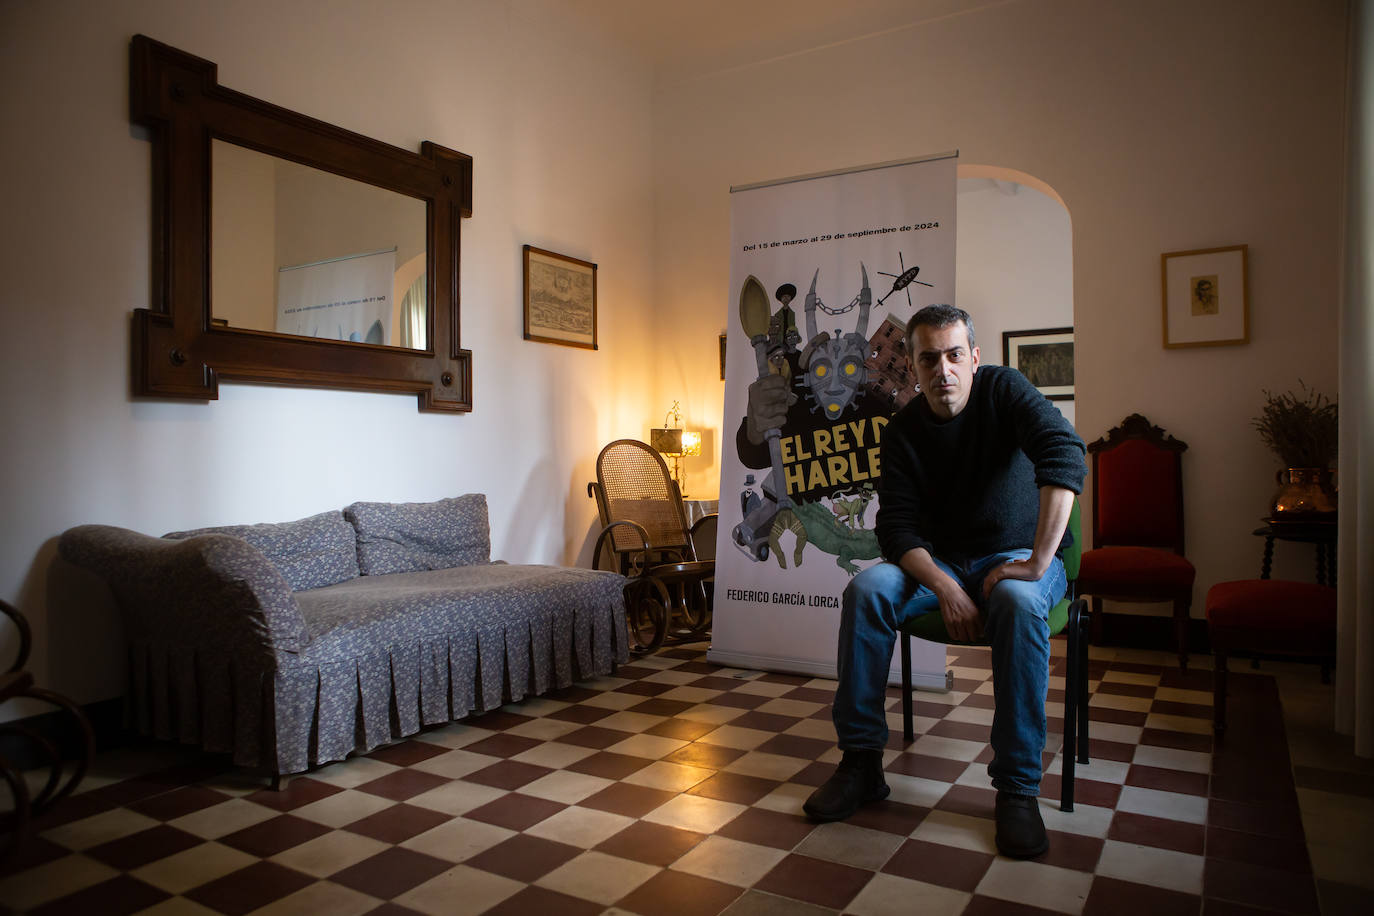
top-left (211, 140), bottom-right (428, 349)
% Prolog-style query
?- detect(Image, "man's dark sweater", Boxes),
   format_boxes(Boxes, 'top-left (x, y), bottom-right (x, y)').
top-left (875, 364), bottom-right (1086, 565)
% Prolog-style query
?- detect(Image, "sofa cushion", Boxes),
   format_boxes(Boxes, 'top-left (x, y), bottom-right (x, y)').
top-left (166, 510), bottom-right (360, 592)
top-left (294, 562), bottom-right (619, 659)
top-left (344, 494), bottom-right (490, 575)
top-left (279, 562), bottom-right (627, 772)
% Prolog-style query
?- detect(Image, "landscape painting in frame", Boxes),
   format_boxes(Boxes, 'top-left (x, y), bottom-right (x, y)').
top-left (523, 245), bottom-right (597, 349)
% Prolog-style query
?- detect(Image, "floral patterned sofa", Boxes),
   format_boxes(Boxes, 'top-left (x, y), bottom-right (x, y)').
top-left (58, 495), bottom-right (628, 779)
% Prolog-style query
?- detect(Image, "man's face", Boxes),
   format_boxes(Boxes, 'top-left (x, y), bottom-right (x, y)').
top-left (908, 322), bottom-right (979, 420)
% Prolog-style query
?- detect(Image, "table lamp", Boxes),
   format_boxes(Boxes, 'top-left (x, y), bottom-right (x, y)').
top-left (650, 401), bottom-right (699, 496)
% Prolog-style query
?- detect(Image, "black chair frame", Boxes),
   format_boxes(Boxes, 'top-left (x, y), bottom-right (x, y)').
top-left (899, 595), bottom-right (1092, 812)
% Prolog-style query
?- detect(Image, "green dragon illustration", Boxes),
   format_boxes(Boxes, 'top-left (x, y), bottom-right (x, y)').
top-left (769, 500), bottom-right (881, 576)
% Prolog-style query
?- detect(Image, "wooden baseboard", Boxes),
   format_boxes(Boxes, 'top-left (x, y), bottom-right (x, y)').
top-left (0, 697), bottom-right (125, 771)
top-left (1091, 611), bottom-right (1210, 654)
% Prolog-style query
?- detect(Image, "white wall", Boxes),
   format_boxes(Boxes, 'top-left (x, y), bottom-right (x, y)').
top-left (0, 0), bottom-right (660, 714)
top-left (655, 0), bottom-right (1346, 613)
top-left (957, 176), bottom-right (1075, 427)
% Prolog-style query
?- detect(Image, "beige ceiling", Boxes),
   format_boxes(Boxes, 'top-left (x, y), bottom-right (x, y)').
top-left (544, 0), bottom-right (1010, 87)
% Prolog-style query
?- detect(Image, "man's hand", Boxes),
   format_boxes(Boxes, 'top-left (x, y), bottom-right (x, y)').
top-left (980, 486), bottom-right (1075, 599)
top-left (746, 373), bottom-right (794, 444)
top-left (981, 557), bottom-right (1048, 599)
top-left (934, 578), bottom-right (983, 643)
top-left (898, 547), bottom-right (984, 643)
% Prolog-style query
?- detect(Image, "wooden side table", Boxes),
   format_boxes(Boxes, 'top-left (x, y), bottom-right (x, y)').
top-left (683, 498), bottom-right (719, 528)
top-left (1252, 517), bottom-right (1337, 586)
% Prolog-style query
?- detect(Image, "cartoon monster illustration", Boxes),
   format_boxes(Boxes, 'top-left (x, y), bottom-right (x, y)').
top-left (793, 501), bottom-right (880, 575)
top-left (831, 486), bottom-right (875, 531)
top-left (767, 507), bottom-right (808, 569)
top-left (800, 266), bottom-right (871, 421)
top-left (733, 266), bottom-right (895, 576)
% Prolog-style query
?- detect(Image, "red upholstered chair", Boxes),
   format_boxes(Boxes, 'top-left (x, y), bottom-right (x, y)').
top-left (1077, 414), bottom-right (1196, 669)
top-left (1205, 580), bottom-right (1337, 735)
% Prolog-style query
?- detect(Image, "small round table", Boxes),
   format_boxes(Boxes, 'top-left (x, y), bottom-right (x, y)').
top-left (1252, 517), bottom-right (1337, 586)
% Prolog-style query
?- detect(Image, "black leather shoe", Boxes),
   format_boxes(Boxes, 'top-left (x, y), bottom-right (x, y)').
top-left (802, 750), bottom-right (889, 822)
top-left (995, 792), bottom-right (1049, 858)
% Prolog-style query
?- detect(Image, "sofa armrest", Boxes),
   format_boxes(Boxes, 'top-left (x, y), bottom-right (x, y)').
top-left (58, 524), bottom-right (308, 659)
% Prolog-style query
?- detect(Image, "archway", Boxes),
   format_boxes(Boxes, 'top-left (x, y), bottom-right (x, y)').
top-left (956, 165), bottom-right (1075, 425)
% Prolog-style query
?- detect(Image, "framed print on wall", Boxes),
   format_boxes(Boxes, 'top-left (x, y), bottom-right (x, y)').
top-left (1003, 327), bottom-right (1074, 400)
top-left (1161, 244), bottom-right (1248, 348)
top-left (523, 245), bottom-right (598, 349)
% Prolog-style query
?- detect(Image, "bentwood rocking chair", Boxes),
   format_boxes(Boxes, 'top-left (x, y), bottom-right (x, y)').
top-left (897, 501), bottom-right (1091, 811)
top-left (588, 439), bottom-right (717, 653)
top-left (0, 599), bottom-right (95, 863)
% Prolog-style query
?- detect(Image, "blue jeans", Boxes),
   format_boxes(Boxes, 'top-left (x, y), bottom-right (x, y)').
top-left (833, 550), bottom-right (1066, 796)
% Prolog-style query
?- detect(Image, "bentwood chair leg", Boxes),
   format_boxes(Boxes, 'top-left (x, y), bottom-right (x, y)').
top-left (901, 634), bottom-right (914, 743)
top-left (23, 688), bottom-right (95, 812)
top-left (0, 755), bottom-right (32, 866)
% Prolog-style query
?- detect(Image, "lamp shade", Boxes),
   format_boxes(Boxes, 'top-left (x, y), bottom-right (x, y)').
top-left (650, 428), bottom-right (684, 455)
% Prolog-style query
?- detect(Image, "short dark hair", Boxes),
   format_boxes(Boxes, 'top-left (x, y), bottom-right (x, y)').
top-left (905, 304), bottom-right (976, 350)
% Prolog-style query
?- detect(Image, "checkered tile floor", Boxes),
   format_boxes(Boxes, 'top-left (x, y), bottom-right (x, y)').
top-left (1, 639), bottom-right (1321, 915)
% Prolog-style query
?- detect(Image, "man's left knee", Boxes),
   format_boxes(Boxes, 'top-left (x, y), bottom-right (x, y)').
top-left (986, 580), bottom-right (1053, 623)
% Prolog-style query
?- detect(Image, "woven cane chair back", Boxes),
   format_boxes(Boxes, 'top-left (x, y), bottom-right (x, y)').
top-left (594, 439), bottom-right (693, 560)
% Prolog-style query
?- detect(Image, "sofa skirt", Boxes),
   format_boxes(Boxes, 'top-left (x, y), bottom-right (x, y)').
top-left (123, 573), bottom-right (629, 774)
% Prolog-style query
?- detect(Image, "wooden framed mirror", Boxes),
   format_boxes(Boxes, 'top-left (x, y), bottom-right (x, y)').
top-left (129, 35), bottom-right (473, 411)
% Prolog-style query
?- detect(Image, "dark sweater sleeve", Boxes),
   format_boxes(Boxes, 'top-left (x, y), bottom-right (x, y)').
top-left (998, 369), bottom-right (1087, 495)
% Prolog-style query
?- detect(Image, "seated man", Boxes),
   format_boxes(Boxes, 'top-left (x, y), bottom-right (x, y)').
top-left (802, 304), bottom-right (1086, 859)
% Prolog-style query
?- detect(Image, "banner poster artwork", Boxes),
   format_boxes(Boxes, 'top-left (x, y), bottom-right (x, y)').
top-left (709, 154), bottom-right (956, 687)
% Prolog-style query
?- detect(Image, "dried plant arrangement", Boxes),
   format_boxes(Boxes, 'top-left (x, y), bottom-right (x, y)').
top-left (1253, 381), bottom-right (1338, 468)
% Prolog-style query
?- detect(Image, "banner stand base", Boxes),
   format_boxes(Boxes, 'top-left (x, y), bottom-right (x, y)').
top-left (704, 647), bottom-right (950, 691)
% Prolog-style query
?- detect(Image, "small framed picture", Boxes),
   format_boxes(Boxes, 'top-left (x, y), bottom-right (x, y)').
top-left (1161, 244), bottom-right (1248, 348)
top-left (1003, 327), bottom-right (1074, 400)
top-left (719, 333), bottom-right (727, 380)
top-left (523, 245), bottom-right (597, 349)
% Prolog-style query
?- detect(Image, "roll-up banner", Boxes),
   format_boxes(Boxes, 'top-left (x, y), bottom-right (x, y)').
top-left (710, 152), bottom-right (957, 688)
top-left (277, 248), bottom-right (396, 345)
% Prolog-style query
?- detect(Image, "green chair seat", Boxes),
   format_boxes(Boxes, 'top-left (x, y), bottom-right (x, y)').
top-left (900, 593), bottom-right (1072, 645)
